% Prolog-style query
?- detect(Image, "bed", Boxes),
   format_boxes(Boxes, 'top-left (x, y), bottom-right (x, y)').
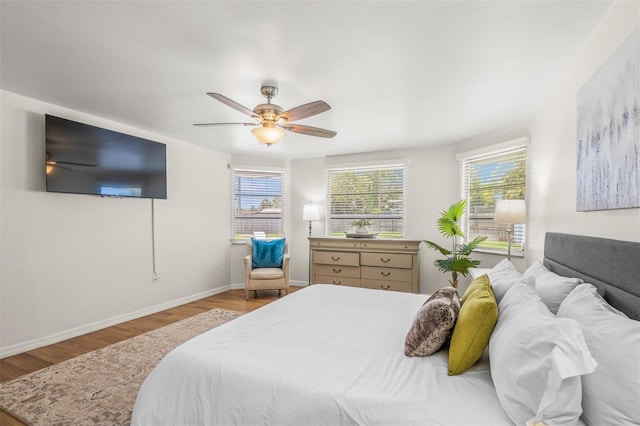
top-left (131, 233), bottom-right (640, 425)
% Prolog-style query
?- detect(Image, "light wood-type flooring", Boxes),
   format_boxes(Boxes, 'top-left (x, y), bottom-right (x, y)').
top-left (0, 287), bottom-right (300, 426)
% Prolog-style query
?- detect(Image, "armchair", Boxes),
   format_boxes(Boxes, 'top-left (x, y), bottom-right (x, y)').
top-left (243, 239), bottom-right (290, 300)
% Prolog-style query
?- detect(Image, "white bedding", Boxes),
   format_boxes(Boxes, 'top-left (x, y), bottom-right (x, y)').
top-left (131, 285), bottom-right (513, 425)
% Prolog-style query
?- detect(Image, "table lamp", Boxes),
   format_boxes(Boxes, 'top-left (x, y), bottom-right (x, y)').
top-left (303, 203), bottom-right (320, 237)
top-left (494, 199), bottom-right (527, 260)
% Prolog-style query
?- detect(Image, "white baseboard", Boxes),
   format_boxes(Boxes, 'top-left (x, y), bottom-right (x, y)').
top-left (0, 285), bottom-right (234, 359)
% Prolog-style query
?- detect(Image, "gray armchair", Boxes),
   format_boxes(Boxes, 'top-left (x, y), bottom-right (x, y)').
top-left (243, 239), bottom-right (290, 300)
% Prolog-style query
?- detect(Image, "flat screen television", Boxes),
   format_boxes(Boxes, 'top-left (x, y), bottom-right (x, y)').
top-left (45, 115), bottom-right (167, 199)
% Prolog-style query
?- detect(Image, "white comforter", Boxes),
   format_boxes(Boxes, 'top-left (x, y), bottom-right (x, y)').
top-left (131, 285), bottom-right (512, 425)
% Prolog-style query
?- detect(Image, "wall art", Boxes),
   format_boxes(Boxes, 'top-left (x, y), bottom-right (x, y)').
top-left (577, 26), bottom-right (639, 211)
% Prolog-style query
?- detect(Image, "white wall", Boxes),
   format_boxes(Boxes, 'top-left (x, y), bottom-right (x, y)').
top-left (0, 91), bottom-right (232, 357)
top-left (527, 0), bottom-right (640, 261)
top-left (289, 157), bottom-right (325, 286)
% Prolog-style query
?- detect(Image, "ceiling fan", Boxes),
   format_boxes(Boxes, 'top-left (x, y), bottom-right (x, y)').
top-left (194, 85), bottom-right (337, 146)
top-left (46, 152), bottom-right (97, 174)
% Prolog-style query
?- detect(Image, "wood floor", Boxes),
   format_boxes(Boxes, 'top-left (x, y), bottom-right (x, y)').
top-left (0, 287), bottom-right (300, 426)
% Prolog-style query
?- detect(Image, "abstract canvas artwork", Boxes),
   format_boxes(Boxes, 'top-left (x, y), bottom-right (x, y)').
top-left (577, 27), bottom-right (639, 211)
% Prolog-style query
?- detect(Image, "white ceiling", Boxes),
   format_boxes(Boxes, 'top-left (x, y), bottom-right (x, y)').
top-left (1, 1), bottom-right (612, 160)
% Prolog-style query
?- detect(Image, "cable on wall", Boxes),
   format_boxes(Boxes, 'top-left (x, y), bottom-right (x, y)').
top-left (151, 198), bottom-right (159, 282)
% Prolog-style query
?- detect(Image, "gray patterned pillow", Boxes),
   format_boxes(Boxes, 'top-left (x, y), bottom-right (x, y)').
top-left (404, 287), bottom-right (461, 357)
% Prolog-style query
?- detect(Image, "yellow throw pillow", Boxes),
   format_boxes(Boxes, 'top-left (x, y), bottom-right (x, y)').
top-left (461, 274), bottom-right (491, 305)
top-left (448, 280), bottom-right (498, 375)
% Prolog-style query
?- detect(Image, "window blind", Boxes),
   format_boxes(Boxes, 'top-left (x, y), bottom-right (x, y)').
top-left (459, 146), bottom-right (527, 256)
top-left (232, 169), bottom-right (285, 239)
top-left (324, 164), bottom-right (406, 238)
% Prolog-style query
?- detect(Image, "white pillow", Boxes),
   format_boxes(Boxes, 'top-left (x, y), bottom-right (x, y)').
top-left (523, 261), bottom-right (582, 314)
top-left (487, 258), bottom-right (527, 303)
top-left (490, 282), bottom-right (597, 426)
top-left (523, 261), bottom-right (547, 286)
top-left (557, 284), bottom-right (640, 425)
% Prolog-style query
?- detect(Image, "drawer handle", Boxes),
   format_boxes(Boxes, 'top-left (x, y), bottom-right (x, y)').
top-left (380, 284), bottom-right (391, 290)
top-left (380, 258), bottom-right (391, 263)
top-left (333, 268), bottom-right (342, 273)
top-left (333, 280), bottom-right (342, 285)
top-left (381, 271), bottom-right (391, 277)
top-left (331, 256), bottom-right (341, 261)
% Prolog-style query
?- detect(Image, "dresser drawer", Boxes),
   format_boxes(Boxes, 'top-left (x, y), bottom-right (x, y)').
top-left (361, 266), bottom-right (412, 282)
top-left (314, 251), bottom-right (360, 266)
top-left (359, 240), bottom-right (421, 252)
top-left (316, 275), bottom-right (361, 287)
top-left (361, 279), bottom-right (413, 293)
top-left (316, 264), bottom-right (360, 278)
top-left (310, 239), bottom-right (361, 250)
top-left (360, 252), bottom-right (412, 268)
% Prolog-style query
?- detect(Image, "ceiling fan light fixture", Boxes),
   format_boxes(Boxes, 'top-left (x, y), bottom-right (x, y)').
top-left (252, 125), bottom-right (286, 146)
top-left (196, 85), bottom-right (336, 143)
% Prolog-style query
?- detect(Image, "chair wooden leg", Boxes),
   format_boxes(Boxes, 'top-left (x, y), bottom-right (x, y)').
top-left (254, 290), bottom-right (258, 298)
top-left (245, 289), bottom-right (249, 301)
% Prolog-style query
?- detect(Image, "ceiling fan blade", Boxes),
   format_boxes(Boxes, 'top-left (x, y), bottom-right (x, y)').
top-left (193, 122), bottom-right (257, 127)
top-left (48, 160), bottom-right (97, 167)
top-left (279, 101), bottom-right (330, 122)
top-left (283, 124), bottom-right (337, 138)
top-left (46, 152), bottom-right (96, 167)
top-left (47, 163), bottom-right (72, 172)
top-left (207, 93), bottom-right (257, 118)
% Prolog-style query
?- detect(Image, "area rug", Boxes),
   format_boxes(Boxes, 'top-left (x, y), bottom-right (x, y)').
top-left (0, 308), bottom-right (242, 426)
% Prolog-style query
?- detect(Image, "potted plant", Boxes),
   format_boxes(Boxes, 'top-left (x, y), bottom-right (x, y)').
top-left (423, 199), bottom-right (487, 289)
top-left (351, 218), bottom-right (371, 234)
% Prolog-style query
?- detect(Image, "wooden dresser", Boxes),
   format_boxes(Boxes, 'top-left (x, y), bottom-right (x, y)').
top-left (309, 237), bottom-right (421, 293)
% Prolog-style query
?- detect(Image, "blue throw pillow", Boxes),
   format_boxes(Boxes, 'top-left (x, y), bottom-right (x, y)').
top-left (252, 238), bottom-right (285, 269)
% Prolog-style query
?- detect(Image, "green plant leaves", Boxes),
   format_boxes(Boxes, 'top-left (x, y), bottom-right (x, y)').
top-left (458, 236), bottom-right (488, 255)
top-left (423, 199), bottom-right (486, 288)
top-left (423, 240), bottom-right (452, 256)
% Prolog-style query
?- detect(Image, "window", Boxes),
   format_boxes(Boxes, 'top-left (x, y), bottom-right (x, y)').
top-left (325, 163), bottom-right (406, 238)
top-left (458, 139), bottom-right (527, 256)
top-left (232, 168), bottom-right (285, 240)
top-left (99, 185), bottom-right (142, 197)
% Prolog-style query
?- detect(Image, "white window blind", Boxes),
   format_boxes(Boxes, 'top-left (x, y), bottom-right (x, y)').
top-left (324, 164), bottom-right (406, 238)
top-left (459, 145), bottom-right (527, 256)
top-left (232, 169), bottom-right (285, 239)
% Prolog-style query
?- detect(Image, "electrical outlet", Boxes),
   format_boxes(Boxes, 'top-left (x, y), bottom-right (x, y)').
top-left (152, 273), bottom-right (160, 282)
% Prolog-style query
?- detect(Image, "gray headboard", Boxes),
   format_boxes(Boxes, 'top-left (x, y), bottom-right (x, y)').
top-left (543, 232), bottom-right (640, 320)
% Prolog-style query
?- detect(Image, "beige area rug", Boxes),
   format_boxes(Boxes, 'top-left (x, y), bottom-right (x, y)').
top-left (0, 308), bottom-right (242, 426)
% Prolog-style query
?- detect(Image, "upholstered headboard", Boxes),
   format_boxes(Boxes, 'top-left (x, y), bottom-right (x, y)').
top-left (543, 232), bottom-right (640, 320)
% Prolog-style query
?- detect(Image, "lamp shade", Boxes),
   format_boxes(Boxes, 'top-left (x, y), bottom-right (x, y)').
top-left (251, 126), bottom-right (286, 145)
top-left (494, 199), bottom-right (527, 224)
top-left (303, 204), bottom-right (320, 221)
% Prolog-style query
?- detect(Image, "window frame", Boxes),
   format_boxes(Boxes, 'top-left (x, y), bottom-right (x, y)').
top-left (230, 166), bottom-right (286, 241)
top-left (324, 161), bottom-right (407, 238)
top-left (457, 138), bottom-right (528, 257)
